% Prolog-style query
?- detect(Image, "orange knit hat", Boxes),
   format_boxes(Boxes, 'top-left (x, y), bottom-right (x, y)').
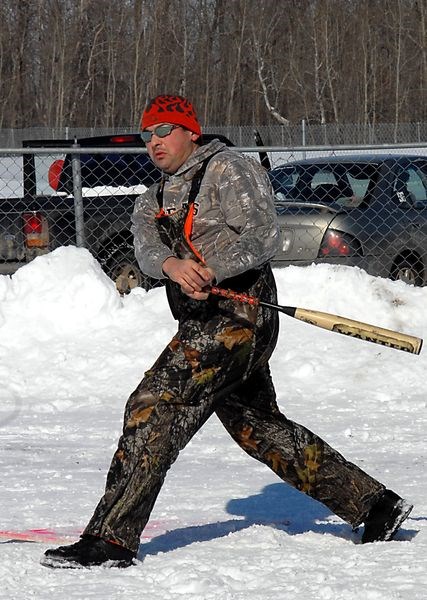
top-left (141, 95), bottom-right (202, 136)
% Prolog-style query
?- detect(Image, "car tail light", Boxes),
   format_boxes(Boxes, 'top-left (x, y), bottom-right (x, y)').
top-left (48, 159), bottom-right (65, 190)
top-left (22, 212), bottom-right (49, 248)
top-left (109, 135), bottom-right (138, 144)
top-left (319, 230), bottom-right (362, 257)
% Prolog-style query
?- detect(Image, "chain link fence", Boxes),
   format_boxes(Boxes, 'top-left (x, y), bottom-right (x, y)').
top-left (1, 139), bottom-right (427, 293)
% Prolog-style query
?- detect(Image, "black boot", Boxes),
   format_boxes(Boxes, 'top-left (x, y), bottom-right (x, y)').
top-left (41, 535), bottom-right (136, 569)
top-left (361, 489), bottom-right (413, 543)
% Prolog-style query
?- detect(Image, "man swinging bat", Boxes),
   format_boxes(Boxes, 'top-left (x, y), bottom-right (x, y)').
top-left (43, 95), bottom-right (413, 569)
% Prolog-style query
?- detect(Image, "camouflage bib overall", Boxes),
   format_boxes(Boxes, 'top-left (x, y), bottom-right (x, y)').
top-left (84, 159), bottom-right (385, 553)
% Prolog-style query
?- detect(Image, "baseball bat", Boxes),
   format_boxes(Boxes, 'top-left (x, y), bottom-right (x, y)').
top-left (210, 286), bottom-right (423, 355)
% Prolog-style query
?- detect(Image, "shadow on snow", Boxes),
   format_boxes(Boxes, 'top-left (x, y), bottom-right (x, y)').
top-left (137, 482), bottom-right (418, 559)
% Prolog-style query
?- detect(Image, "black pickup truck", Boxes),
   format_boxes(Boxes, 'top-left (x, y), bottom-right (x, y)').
top-left (0, 132), bottom-right (235, 293)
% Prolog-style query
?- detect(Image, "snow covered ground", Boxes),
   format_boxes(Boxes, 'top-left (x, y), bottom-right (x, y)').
top-left (0, 246), bottom-right (426, 599)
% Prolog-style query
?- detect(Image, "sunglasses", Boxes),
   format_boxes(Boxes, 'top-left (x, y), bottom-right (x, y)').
top-left (140, 124), bottom-right (182, 143)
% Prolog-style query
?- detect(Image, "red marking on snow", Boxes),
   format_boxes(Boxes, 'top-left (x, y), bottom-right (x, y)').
top-left (0, 528), bottom-right (80, 542)
top-left (0, 520), bottom-right (174, 543)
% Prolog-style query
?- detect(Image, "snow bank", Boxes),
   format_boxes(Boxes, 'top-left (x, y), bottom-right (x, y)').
top-left (0, 247), bottom-right (121, 337)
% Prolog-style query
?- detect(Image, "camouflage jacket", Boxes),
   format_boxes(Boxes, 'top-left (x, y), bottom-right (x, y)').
top-left (131, 139), bottom-right (280, 283)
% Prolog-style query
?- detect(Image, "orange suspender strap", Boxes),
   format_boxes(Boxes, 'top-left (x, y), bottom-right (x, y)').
top-left (155, 178), bottom-right (166, 218)
top-left (183, 202), bottom-right (205, 264)
top-left (155, 207), bottom-right (166, 219)
top-left (181, 154), bottom-right (218, 265)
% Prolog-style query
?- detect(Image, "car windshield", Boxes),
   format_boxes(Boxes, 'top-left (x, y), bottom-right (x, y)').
top-left (270, 162), bottom-right (379, 208)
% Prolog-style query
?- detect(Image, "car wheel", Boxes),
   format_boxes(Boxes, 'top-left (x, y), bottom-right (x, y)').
top-left (391, 259), bottom-right (423, 286)
top-left (106, 249), bottom-right (160, 294)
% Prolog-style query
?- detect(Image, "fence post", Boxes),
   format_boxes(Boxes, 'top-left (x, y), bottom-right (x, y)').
top-left (301, 119), bottom-right (306, 159)
top-left (71, 141), bottom-right (86, 248)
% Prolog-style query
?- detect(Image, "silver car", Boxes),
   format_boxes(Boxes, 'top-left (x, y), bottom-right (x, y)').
top-left (269, 154), bottom-right (427, 285)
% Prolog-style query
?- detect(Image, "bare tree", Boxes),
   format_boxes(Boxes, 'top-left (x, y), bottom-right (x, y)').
top-left (0, 0), bottom-right (426, 128)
